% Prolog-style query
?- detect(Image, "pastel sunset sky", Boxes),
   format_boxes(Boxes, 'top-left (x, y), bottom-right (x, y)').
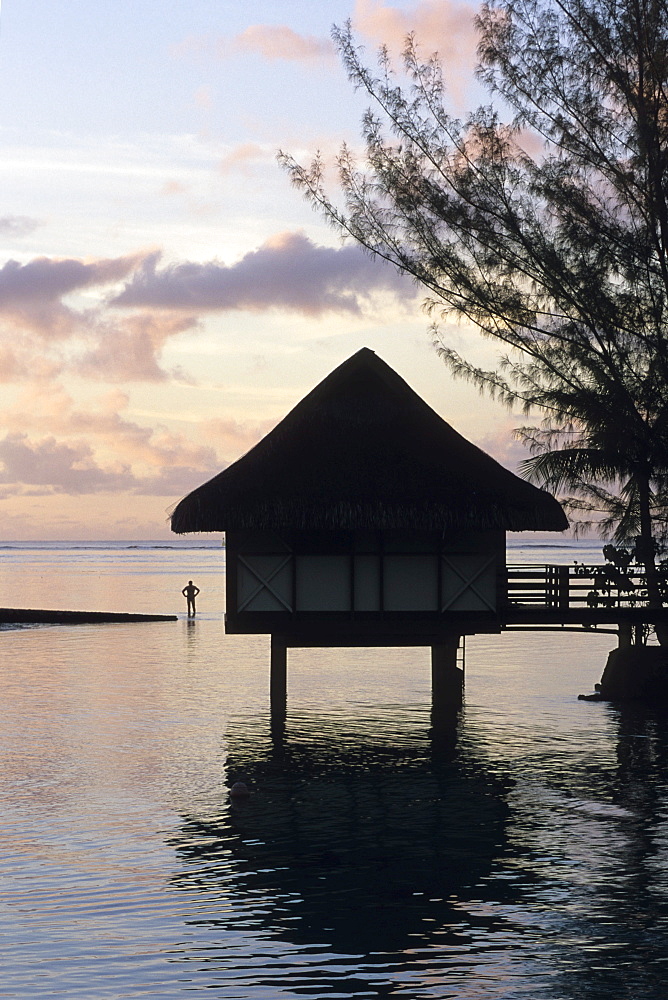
top-left (0, 0), bottom-right (527, 540)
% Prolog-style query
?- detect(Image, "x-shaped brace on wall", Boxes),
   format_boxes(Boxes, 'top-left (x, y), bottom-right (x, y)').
top-left (441, 556), bottom-right (496, 612)
top-left (238, 554), bottom-right (294, 612)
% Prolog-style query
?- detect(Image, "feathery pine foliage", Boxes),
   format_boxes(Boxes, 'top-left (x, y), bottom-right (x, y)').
top-left (280, 0), bottom-right (668, 611)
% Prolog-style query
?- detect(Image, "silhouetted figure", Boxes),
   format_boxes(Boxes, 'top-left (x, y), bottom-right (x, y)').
top-left (182, 580), bottom-right (200, 617)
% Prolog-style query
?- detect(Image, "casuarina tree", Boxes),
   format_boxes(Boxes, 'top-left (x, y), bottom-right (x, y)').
top-left (279, 0), bottom-right (668, 623)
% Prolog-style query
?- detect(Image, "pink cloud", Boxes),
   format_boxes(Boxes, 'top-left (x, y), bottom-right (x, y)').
top-left (0, 235), bottom-right (418, 391)
top-left (514, 128), bottom-right (547, 160)
top-left (0, 216), bottom-right (42, 238)
top-left (0, 253), bottom-right (144, 338)
top-left (2, 384), bottom-right (133, 437)
top-left (112, 231), bottom-right (417, 316)
top-left (0, 254), bottom-right (141, 305)
top-left (173, 26), bottom-right (334, 65)
top-left (0, 433), bottom-right (135, 494)
top-left (161, 180), bottom-right (188, 196)
top-left (353, 0), bottom-right (479, 96)
top-left (0, 379), bottom-right (293, 501)
top-left (193, 85), bottom-right (213, 110)
top-left (0, 251), bottom-right (198, 382)
top-left (79, 313), bottom-right (199, 382)
top-left (170, 35), bottom-right (208, 60)
top-left (230, 25), bottom-right (334, 63)
top-left (219, 143), bottom-right (267, 176)
top-left (0, 386), bottom-right (219, 475)
top-left (0, 342), bottom-right (61, 382)
top-left (0, 428), bottom-right (223, 498)
top-left (201, 415), bottom-right (276, 459)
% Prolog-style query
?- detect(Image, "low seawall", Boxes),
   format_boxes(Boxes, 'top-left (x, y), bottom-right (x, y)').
top-left (0, 608), bottom-right (177, 625)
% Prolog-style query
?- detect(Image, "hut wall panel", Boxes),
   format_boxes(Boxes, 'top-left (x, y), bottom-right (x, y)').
top-left (296, 555), bottom-right (351, 611)
top-left (384, 555), bottom-right (439, 611)
top-left (354, 554), bottom-right (381, 611)
top-left (229, 531), bottom-right (505, 618)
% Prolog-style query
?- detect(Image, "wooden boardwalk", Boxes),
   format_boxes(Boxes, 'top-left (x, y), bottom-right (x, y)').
top-left (504, 564), bottom-right (668, 629)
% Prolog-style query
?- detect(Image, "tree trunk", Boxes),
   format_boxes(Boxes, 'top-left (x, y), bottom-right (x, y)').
top-left (637, 473), bottom-right (668, 645)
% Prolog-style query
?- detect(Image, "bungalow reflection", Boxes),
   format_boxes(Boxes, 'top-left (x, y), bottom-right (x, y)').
top-left (168, 712), bottom-right (509, 956)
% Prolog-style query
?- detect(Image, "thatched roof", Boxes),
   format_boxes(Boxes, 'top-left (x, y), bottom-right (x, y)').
top-left (171, 348), bottom-right (568, 533)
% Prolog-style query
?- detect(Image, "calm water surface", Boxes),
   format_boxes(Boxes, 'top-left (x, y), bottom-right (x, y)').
top-left (1, 540), bottom-right (667, 998)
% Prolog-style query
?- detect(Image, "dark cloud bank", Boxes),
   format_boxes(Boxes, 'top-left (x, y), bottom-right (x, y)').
top-left (112, 231), bottom-right (417, 316)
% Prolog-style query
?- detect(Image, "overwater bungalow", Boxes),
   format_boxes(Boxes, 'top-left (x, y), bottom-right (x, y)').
top-left (171, 348), bottom-right (567, 710)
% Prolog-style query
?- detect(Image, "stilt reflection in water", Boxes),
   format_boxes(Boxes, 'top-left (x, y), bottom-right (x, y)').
top-left (166, 702), bottom-right (668, 999)
top-left (170, 709), bottom-right (510, 986)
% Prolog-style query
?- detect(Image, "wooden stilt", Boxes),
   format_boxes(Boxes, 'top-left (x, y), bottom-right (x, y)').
top-left (431, 637), bottom-right (464, 711)
top-left (618, 623), bottom-right (632, 648)
top-left (270, 634), bottom-right (287, 718)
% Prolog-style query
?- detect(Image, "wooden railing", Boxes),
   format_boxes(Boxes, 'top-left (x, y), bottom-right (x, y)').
top-left (505, 564), bottom-right (660, 610)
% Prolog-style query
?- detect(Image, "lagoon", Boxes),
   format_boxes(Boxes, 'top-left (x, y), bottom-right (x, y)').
top-left (1, 539), bottom-right (667, 998)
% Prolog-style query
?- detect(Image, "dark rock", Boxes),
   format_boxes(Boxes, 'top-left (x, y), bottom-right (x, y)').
top-left (598, 646), bottom-right (668, 701)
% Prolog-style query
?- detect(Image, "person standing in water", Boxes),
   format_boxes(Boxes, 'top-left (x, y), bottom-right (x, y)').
top-left (182, 580), bottom-right (200, 617)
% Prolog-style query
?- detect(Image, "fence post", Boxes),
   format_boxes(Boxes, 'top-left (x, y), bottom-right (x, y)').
top-left (558, 565), bottom-right (570, 610)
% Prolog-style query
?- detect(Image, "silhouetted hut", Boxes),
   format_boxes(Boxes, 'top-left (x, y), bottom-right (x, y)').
top-left (171, 348), bottom-right (566, 712)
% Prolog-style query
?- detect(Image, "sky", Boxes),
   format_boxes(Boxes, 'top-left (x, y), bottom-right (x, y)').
top-left (0, 0), bottom-right (530, 541)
